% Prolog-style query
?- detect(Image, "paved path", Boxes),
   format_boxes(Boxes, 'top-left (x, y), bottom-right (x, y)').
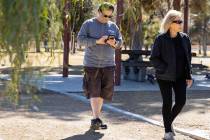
top-left (1, 74), bottom-right (209, 93)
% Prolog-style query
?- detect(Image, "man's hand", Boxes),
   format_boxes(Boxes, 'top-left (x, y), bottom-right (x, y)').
top-left (106, 38), bottom-right (116, 48)
top-left (96, 36), bottom-right (108, 45)
top-left (186, 79), bottom-right (193, 88)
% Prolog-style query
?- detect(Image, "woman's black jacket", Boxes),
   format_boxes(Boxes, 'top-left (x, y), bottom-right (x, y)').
top-left (150, 31), bottom-right (192, 81)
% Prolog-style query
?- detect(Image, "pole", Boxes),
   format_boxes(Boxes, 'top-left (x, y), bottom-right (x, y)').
top-left (183, 0), bottom-right (189, 34)
top-left (115, 0), bottom-right (123, 85)
top-left (63, 0), bottom-right (70, 77)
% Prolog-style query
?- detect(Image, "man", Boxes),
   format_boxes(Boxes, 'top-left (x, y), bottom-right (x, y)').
top-left (77, 2), bottom-right (123, 130)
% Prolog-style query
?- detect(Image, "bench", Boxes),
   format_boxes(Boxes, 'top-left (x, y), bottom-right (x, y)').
top-left (192, 52), bottom-right (197, 57)
top-left (192, 64), bottom-right (208, 69)
top-left (121, 50), bottom-right (202, 83)
top-left (121, 50), bottom-right (151, 56)
top-left (191, 52), bottom-right (209, 69)
top-left (121, 50), bottom-right (152, 82)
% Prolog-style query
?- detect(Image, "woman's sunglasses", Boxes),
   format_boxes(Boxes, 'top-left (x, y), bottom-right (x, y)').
top-left (172, 20), bottom-right (183, 24)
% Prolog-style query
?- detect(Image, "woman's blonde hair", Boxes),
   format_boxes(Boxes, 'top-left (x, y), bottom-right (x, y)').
top-left (159, 10), bottom-right (182, 34)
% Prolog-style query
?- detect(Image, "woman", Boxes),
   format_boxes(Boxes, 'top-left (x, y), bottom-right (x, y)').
top-left (150, 10), bottom-right (193, 140)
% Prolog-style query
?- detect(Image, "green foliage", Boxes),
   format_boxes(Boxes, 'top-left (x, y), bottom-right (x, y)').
top-left (0, 0), bottom-right (48, 103)
top-left (123, 0), bottom-right (142, 28)
top-left (0, 0), bottom-right (94, 104)
top-left (93, 0), bottom-right (116, 5)
top-left (45, 0), bottom-right (63, 52)
top-left (190, 0), bottom-right (210, 56)
top-left (143, 18), bottom-right (159, 49)
top-left (121, 0), bottom-right (161, 49)
top-left (69, 0), bottom-right (94, 33)
top-left (190, 0), bottom-right (210, 33)
top-left (0, 0), bottom-right (63, 104)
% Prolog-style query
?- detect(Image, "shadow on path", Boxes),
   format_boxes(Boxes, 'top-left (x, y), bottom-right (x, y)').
top-left (62, 129), bottom-right (104, 140)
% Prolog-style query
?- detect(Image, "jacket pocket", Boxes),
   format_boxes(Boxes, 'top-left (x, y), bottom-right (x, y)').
top-left (156, 69), bottom-right (166, 74)
top-left (155, 63), bottom-right (167, 74)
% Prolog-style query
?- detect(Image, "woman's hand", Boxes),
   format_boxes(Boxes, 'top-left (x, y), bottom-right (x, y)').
top-left (186, 79), bottom-right (193, 88)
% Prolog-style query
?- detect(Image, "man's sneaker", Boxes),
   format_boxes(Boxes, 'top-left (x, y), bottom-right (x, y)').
top-left (163, 132), bottom-right (175, 140)
top-left (96, 118), bottom-right (107, 129)
top-left (171, 124), bottom-right (176, 136)
top-left (90, 118), bottom-right (107, 130)
top-left (90, 119), bottom-right (100, 130)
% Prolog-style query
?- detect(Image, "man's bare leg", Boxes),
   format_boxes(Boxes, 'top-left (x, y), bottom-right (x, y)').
top-left (90, 97), bottom-right (107, 130)
top-left (90, 97), bottom-right (103, 119)
top-left (98, 97), bottom-right (104, 114)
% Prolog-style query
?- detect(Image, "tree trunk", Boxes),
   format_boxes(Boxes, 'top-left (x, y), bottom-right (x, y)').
top-left (131, 4), bottom-right (143, 51)
top-left (63, 1), bottom-right (71, 77)
top-left (202, 18), bottom-right (208, 56)
top-left (198, 39), bottom-right (201, 55)
top-left (131, 22), bottom-right (143, 50)
top-left (172, 0), bottom-right (181, 10)
top-left (183, 0), bottom-right (189, 34)
top-left (35, 37), bottom-right (41, 52)
top-left (115, 0), bottom-right (124, 85)
top-left (167, 0), bottom-right (171, 10)
top-left (129, 18), bottom-right (134, 50)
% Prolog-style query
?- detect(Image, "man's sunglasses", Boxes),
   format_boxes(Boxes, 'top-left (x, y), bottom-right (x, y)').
top-left (103, 14), bottom-right (113, 18)
top-left (172, 20), bottom-right (183, 24)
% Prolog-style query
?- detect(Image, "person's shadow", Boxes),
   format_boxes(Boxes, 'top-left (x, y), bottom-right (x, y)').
top-left (62, 129), bottom-right (104, 140)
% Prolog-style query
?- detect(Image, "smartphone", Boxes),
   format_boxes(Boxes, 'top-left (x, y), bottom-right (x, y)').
top-left (108, 35), bottom-right (115, 40)
top-left (105, 35), bottom-right (116, 49)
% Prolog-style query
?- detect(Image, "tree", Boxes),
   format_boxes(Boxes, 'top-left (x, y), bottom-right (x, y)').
top-left (128, 0), bottom-right (143, 50)
top-left (0, 0), bottom-right (51, 103)
top-left (69, 0), bottom-right (94, 33)
top-left (190, 0), bottom-right (210, 56)
top-left (0, 0), bottom-right (94, 103)
top-left (121, 0), bottom-right (162, 51)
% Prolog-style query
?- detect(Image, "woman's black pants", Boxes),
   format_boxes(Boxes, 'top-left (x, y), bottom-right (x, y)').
top-left (157, 79), bottom-right (187, 133)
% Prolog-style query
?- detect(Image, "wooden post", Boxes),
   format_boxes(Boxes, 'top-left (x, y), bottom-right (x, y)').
top-left (72, 32), bottom-right (76, 54)
top-left (115, 0), bottom-right (123, 86)
top-left (63, 1), bottom-right (70, 77)
top-left (183, 0), bottom-right (189, 34)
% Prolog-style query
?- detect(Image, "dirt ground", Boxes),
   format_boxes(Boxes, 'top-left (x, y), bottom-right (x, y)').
top-left (107, 91), bottom-right (210, 134)
top-left (0, 82), bottom-right (195, 140)
top-left (1, 79), bottom-right (210, 140)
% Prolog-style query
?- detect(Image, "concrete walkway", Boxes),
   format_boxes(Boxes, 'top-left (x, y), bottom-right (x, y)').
top-left (20, 74), bottom-right (210, 92)
top-left (1, 74), bottom-right (210, 93)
